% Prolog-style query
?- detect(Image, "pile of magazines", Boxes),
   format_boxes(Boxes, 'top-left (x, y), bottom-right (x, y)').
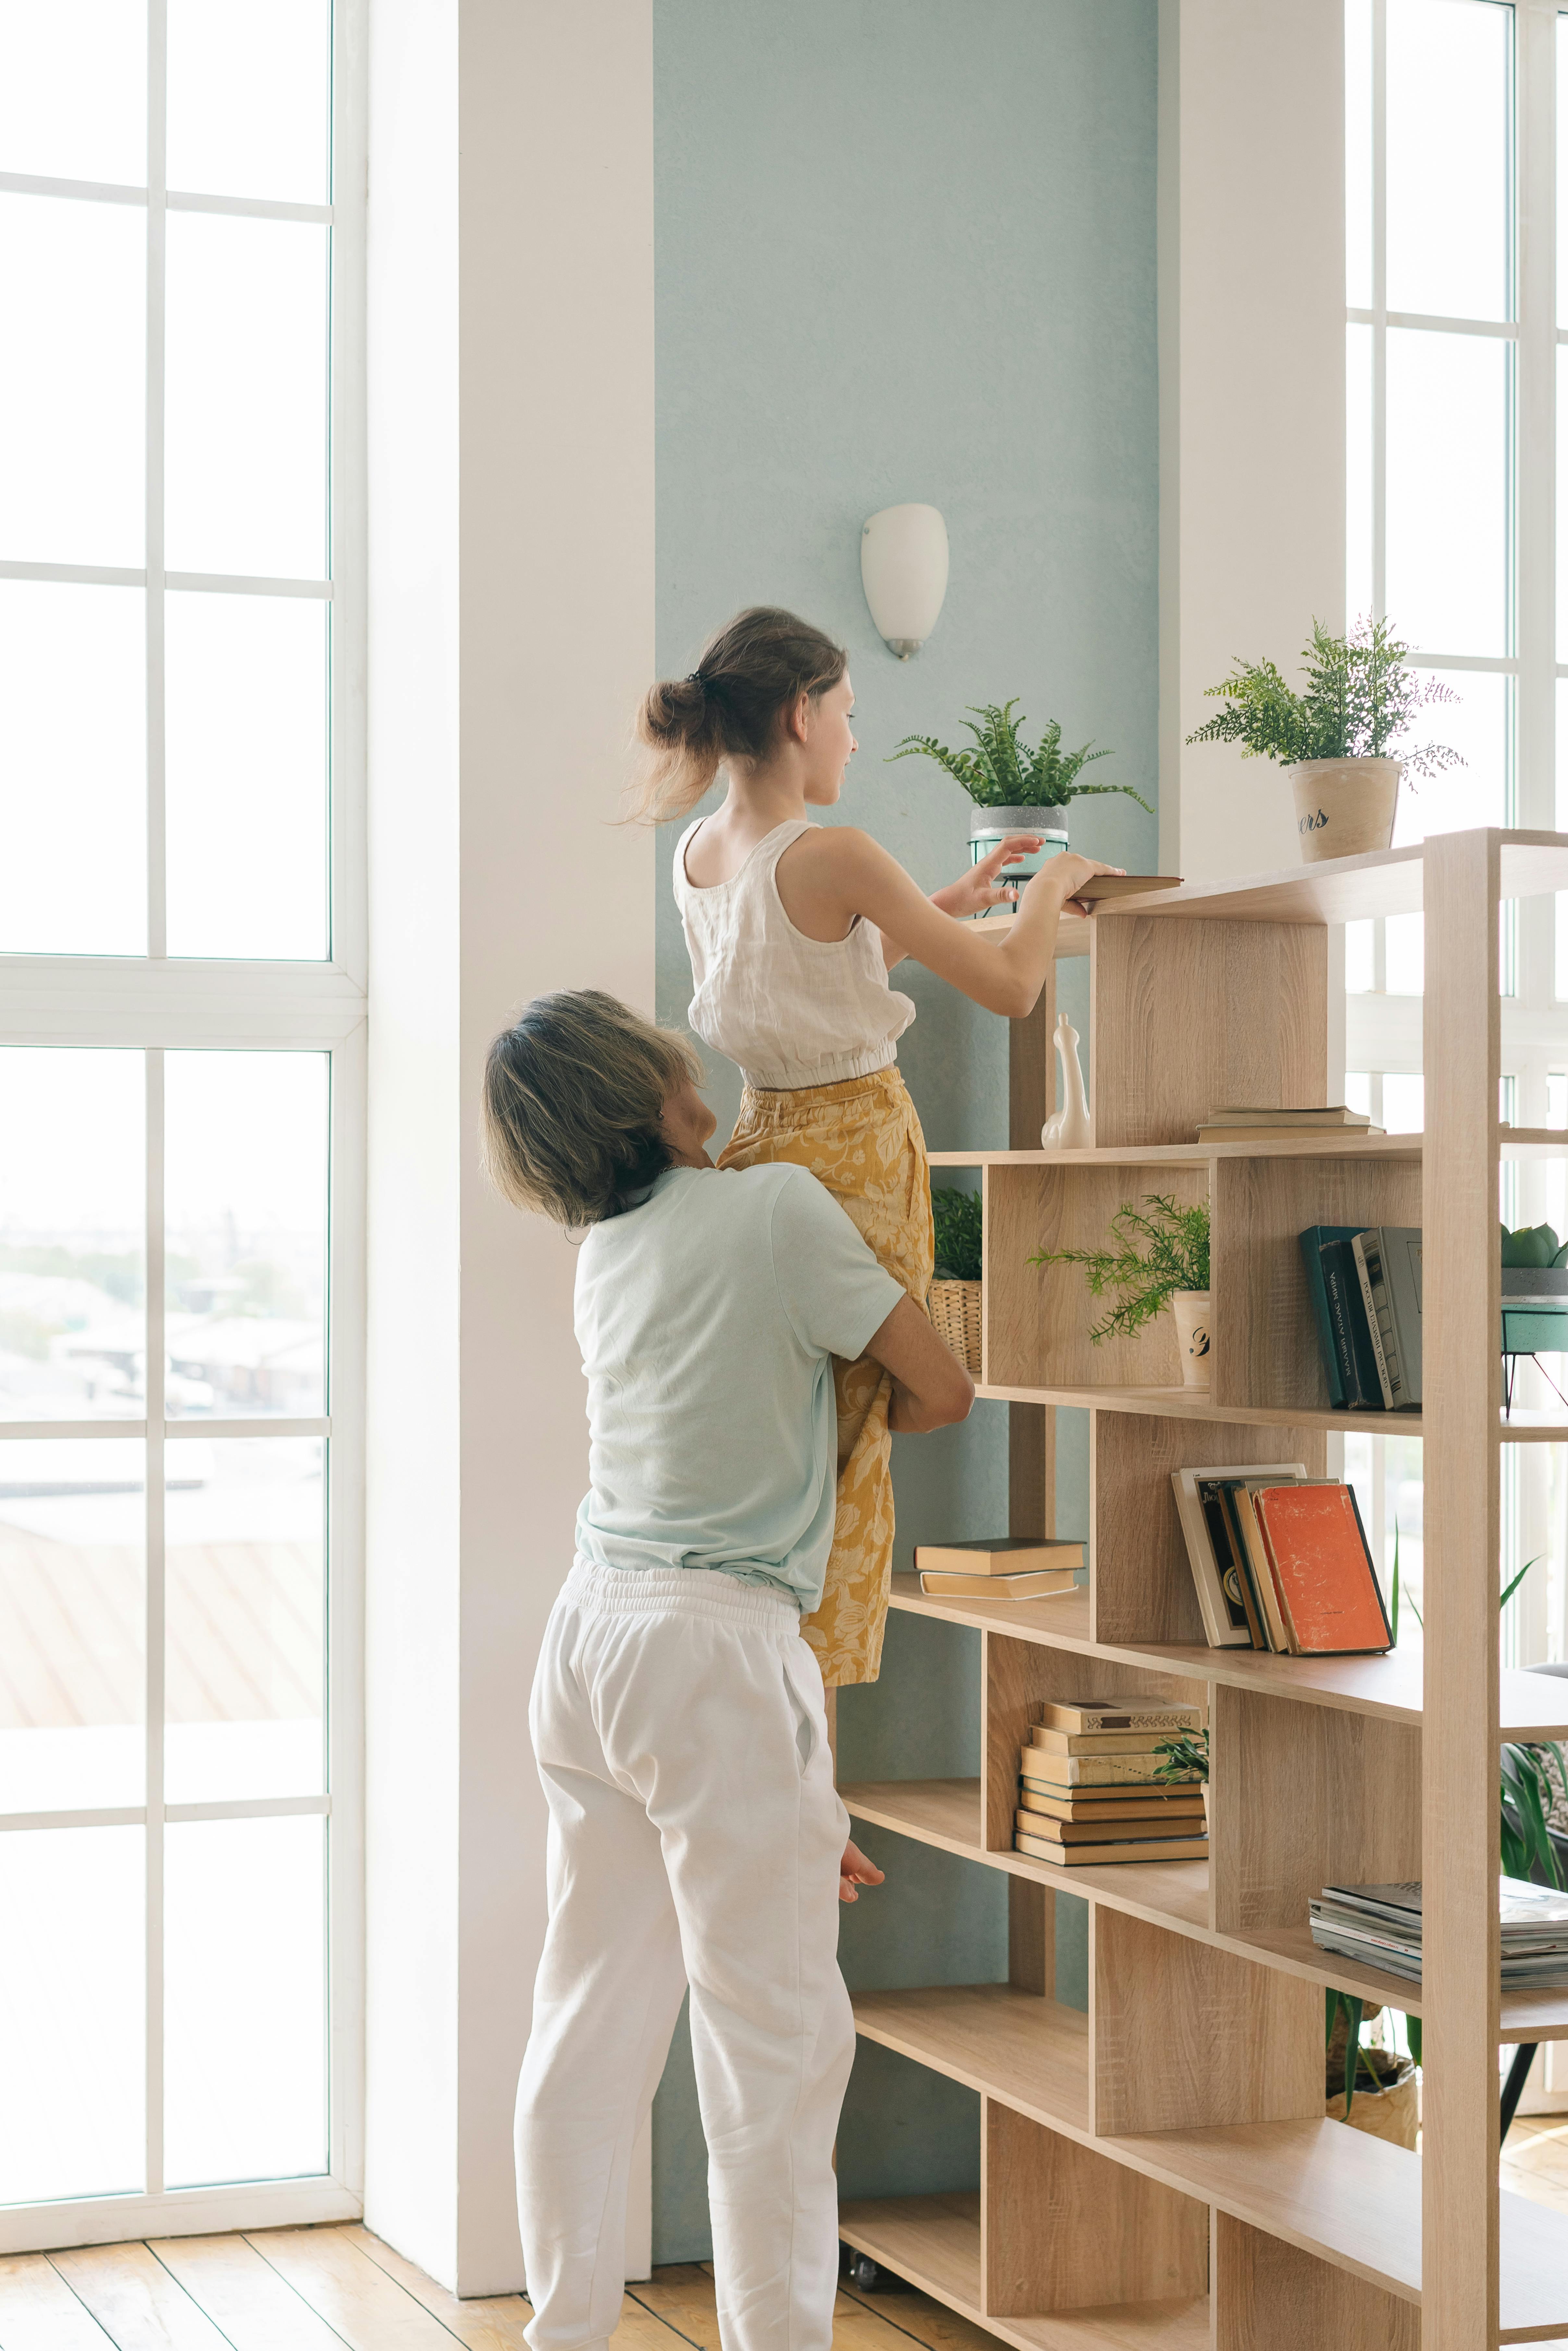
top-left (1310, 1877), bottom-right (1568, 1987)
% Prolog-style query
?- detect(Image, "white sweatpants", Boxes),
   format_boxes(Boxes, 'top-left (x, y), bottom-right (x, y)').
top-left (516, 1558), bottom-right (855, 2351)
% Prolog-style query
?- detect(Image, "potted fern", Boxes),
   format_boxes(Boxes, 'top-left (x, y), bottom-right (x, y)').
top-left (1031, 1195), bottom-right (1212, 1388)
top-left (890, 701), bottom-right (1153, 890)
top-left (1187, 618), bottom-right (1462, 864)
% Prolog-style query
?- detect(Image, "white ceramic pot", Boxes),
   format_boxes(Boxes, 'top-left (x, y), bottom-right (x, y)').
top-left (1284, 757), bottom-right (1404, 863)
top-left (1170, 1289), bottom-right (1212, 1388)
top-left (968, 804), bottom-right (1070, 885)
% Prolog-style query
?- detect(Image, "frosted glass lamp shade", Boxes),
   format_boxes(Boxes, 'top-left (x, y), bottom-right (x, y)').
top-left (861, 504), bottom-right (949, 658)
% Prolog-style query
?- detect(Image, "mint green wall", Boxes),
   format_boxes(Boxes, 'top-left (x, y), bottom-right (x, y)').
top-left (650, 0), bottom-right (1158, 2261)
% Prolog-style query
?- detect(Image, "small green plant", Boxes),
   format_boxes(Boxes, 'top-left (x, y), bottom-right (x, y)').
top-left (931, 1185), bottom-right (982, 1282)
top-left (889, 699), bottom-right (1154, 813)
top-left (1325, 1990), bottom-right (1414, 2115)
top-left (1502, 1221), bottom-right (1568, 1269)
top-left (1152, 1728), bottom-right (1208, 1785)
top-left (1030, 1195), bottom-right (1210, 1344)
top-left (1186, 617), bottom-right (1463, 779)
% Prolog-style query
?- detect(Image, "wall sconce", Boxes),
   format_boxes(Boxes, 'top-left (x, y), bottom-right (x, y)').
top-left (860, 504), bottom-right (949, 659)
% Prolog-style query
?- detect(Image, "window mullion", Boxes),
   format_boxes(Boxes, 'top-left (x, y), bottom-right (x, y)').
top-left (147, 0), bottom-right (167, 964)
top-left (144, 1045), bottom-right (166, 2198)
top-left (1515, 0), bottom-right (1556, 830)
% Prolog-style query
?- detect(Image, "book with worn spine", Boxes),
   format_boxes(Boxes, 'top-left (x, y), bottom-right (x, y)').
top-left (1015, 1828), bottom-right (1209, 1867)
top-left (1249, 1483), bottom-right (1392, 1655)
top-left (1020, 1750), bottom-right (1196, 1787)
top-left (1171, 1461), bottom-right (1307, 1648)
top-left (1351, 1226), bottom-right (1423, 1410)
top-left (1014, 1809), bottom-right (1200, 1844)
top-left (1035, 1697), bottom-right (1204, 1734)
top-left (918, 1566), bottom-right (1076, 1600)
top-left (913, 1537), bottom-right (1084, 1576)
top-left (1027, 1726), bottom-right (1186, 1757)
top-left (1017, 1786), bottom-right (1206, 1823)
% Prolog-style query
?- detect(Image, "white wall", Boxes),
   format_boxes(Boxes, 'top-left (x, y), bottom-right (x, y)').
top-left (365, 0), bottom-right (655, 2295)
top-left (1158, 0), bottom-right (1346, 883)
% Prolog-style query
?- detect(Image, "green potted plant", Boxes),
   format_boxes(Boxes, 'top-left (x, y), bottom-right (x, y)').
top-left (1186, 617), bottom-right (1463, 864)
top-left (930, 1184), bottom-right (982, 1375)
top-left (1153, 1726), bottom-right (1208, 1831)
top-left (1031, 1194), bottom-right (1212, 1388)
top-left (889, 700), bottom-right (1153, 891)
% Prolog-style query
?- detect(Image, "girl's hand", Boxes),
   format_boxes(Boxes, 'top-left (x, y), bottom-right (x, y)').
top-left (839, 1838), bottom-right (885, 1903)
top-left (1025, 851), bottom-right (1124, 918)
top-left (930, 836), bottom-right (1047, 920)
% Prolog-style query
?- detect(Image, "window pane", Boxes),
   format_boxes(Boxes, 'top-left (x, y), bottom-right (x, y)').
top-left (0, 1441), bottom-right (144, 1815)
top-left (1386, 328), bottom-right (1509, 654)
top-left (165, 1437), bottom-right (324, 1804)
top-left (0, 581), bottom-right (146, 956)
top-left (0, 1), bottom-right (147, 185)
top-left (1390, 667), bottom-right (1510, 845)
top-left (1347, 321), bottom-right (1373, 625)
top-left (165, 213), bottom-right (328, 580)
top-left (165, 1815), bottom-right (326, 2185)
top-left (165, 593), bottom-right (328, 959)
top-left (167, 0), bottom-right (329, 207)
top-left (165, 1052), bottom-right (327, 1420)
top-left (1346, 0), bottom-right (1373, 308)
top-left (1345, 920), bottom-right (1375, 993)
top-left (1386, 912), bottom-right (1424, 996)
top-left (0, 1825), bottom-right (143, 2203)
top-left (1384, 1072), bottom-right (1425, 1131)
top-left (1386, 0), bottom-right (1512, 322)
top-left (0, 1048), bottom-right (145, 1422)
top-left (1559, 351), bottom-right (1568, 662)
top-left (1345, 1072), bottom-right (1373, 1117)
top-left (1560, 13), bottom-right (1568, 326)
top-left (0, 194), bottom-right (143, 567)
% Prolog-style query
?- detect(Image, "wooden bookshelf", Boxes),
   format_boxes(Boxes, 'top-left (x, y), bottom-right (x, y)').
top-left (843, 833), bottom-right (1568, 2346)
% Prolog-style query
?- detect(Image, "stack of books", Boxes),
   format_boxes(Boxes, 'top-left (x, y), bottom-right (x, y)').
top-left (914, 1536), bottom-right (1083, 1601)
top-left (1310, 1877), bottom-right (1568, 1988)
top-left (1171, 1466), bottom-right (1392, 1655)
top-left (1300, 1223), bottom-right (1423, 1411)
top-left (1197, 1103), bottom-right (1384, 1144)
top-left (1013, 1696), bottom-right (1208, 1868)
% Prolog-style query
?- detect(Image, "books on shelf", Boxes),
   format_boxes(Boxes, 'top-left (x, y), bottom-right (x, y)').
top-left (918, 1567), bottom-right (1076, 1599)
top-left (1299, 1224), bottom-right (1422, 1412)
top-left (1171, 1461), bottom-right (1307, 1648)
top-left (1309, 1877), bottom-right (1568, 1988)
top-left (914, 1537), bottom-right (1085, 1575)
top-left (1017, 1785), bottom-right (1206, 1824)
top-left (1172, 1470), bottom-right (1392, 1656)
top-left (1196, 1104), bottom-right (1384, 1144)
top-left (1015, 1827), bottom-right (1209, 1867)
top-left (915, 1535), bottom-right (1083, 1601)
top-left (1027, 1724), bottom-right (1186, 1756)
top-left (1020, 1750), bottom-right (1194, 1787)
top-left (1035, 1695), bottom-right (1203, 1734)
top-left (1014, 1809), bottom-right (1201, 1845)
top-left (1352, 1226), bottom-right (1423, 1408)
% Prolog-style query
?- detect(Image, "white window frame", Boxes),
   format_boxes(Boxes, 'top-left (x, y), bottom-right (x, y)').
top-left (1347, 0), bottom-right (1565, 1674)
top-left (0, 0), bottom-right (366, 2251)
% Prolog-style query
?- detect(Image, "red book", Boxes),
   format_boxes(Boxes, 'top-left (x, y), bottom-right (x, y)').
top-left (1250, 1484), bottom-right (1393, 1656)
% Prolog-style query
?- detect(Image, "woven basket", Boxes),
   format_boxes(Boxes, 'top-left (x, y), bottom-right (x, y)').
top-left (930, 1279), bottom-right (983, 1376)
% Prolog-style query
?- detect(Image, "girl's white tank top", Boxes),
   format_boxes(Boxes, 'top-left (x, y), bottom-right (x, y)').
top-left (673, 817), bottom-right (917, 1091)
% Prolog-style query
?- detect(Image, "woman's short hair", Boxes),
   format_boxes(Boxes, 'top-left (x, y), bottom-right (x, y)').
top-left (482, 989), bottom-right (703, 1228)
top-left (629, 605), bottom-right (847, 822)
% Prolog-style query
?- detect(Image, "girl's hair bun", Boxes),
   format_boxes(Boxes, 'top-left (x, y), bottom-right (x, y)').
top-left (630, 607), bottom-right (845, 821)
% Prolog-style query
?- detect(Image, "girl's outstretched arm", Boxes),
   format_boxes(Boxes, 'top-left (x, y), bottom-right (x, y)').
top-left (775, 827), bottom-right (1120, 1020)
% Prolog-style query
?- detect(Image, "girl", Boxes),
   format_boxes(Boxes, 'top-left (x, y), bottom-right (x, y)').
top-left (638, 606), bottom-right (1117, 1687)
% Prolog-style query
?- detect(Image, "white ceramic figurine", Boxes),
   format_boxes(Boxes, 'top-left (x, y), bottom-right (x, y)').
top-left (1040, 1011), bottom-right (1092, 1150)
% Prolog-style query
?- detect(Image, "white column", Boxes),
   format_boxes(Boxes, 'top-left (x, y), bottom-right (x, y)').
top-left (365, 0), bottom-right (655, 2295)
top-left (1158, 0), bottom-right (1346, 883)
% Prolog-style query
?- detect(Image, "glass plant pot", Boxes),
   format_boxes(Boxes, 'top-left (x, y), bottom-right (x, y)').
top-left (967, 805), bottom-right (1070, 887)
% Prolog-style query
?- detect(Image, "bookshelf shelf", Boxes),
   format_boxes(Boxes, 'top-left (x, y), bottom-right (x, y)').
top-left (851, 1983), bottom-right (1090, 2132)
top-left (967, 1380), bottom-right (1568, 1442)
top-left (882, 1576), bottom-right (1568, 1737)
top-left (836, 2193), bottom-right (1213, 2351)
top-left (844, 835), bottom-right (1565, 2345)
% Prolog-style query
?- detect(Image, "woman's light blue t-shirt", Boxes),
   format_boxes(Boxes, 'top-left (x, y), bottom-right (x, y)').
top-left (572, 1162), bottom-right (906, 1611)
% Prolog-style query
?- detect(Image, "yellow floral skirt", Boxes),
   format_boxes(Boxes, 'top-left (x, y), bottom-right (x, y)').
top-left (719, 1065), bottom-right (934, 1686)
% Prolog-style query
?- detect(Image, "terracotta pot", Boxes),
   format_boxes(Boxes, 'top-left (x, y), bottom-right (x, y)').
top-left (1170, 1290), bottom-right (1212, 1389)
top-left (1284, 757), bottom-right (1403, 863)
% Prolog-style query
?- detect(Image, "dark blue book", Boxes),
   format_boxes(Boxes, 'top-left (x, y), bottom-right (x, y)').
top-left (1299, 1225), bottom-right (1360, 1408)
top-left (1321, 1236), bottom-right (1385, 1411)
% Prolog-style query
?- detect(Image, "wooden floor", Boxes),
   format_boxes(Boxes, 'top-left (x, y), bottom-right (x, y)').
top-left (0, 2222), bottom-right (998, 2350)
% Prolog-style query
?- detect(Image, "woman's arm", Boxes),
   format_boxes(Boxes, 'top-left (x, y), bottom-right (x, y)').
top-left (776, 828), bottom-right (1119, 1020)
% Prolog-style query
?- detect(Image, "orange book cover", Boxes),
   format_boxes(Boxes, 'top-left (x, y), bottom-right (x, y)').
top-left (1250, 1484), bottom-right (1393, 1655)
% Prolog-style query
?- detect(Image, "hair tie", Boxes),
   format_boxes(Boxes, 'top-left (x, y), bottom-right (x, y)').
top-left (686, 671), bottom-right (705, 689)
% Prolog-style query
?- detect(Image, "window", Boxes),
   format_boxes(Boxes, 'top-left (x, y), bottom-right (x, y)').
top-left (0, 2), bottom-right (363, 2244)
top-left (1345, 0), bottom-right (1568, 1669)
